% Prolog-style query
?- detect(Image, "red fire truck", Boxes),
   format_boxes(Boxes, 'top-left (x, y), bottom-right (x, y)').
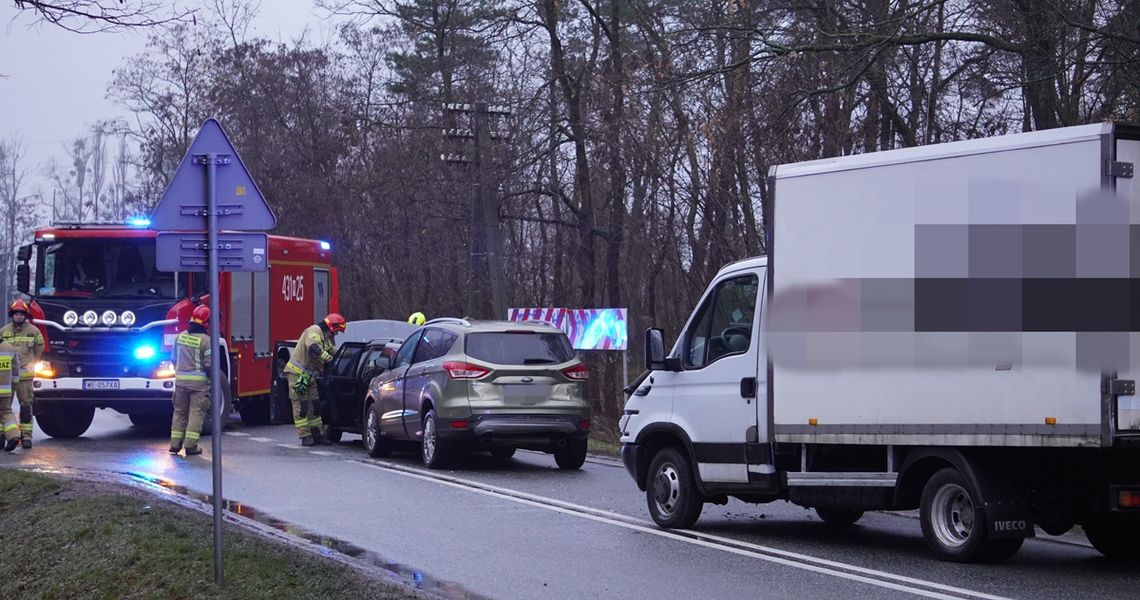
top-left (13, 220), bottom-right (339, 438)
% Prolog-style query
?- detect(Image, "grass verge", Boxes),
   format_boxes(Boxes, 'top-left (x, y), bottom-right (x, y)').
top-left (0, 469), bottom-right (421, 600)
top-left (588, 437), bottom-right (621, 457)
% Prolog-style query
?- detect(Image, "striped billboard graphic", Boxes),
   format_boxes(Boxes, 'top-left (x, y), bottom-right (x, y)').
top-left (507, 307), bottom-right (628, 351)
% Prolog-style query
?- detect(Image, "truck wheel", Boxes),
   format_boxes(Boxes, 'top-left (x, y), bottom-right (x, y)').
top-left (36, 405), bottom-right (95, 439)
top-left (920, 468), bottom-right (1024, 562)
top-left (421, 409), bottom-right (451, 469)
top-left (363, 403), bottom-right (390, 458)
top-left (129, 412), bottom-right (170, 428)
top-left (490, 447), bottom-right (516, 459)
top-left (815, 507), bottom-right (865, 526)
top-left (554, 438), bottom-right (588, 470)
top-left (237, 396), bottom-right (271, 426)
top-left (1084, 515), bottom-right (1140, 559)
top-left (646, 447), bottom-right (703, 529)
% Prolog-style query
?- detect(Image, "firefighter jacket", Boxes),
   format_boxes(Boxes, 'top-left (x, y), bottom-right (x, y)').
top-left (172, 330), bottom-right (211, 387)
top-left (0, 322), bottom-right (43, 381)
top-left (286, 324), bottom-right (335, 377)
top-left (0, 344), bottom-right (19, 396)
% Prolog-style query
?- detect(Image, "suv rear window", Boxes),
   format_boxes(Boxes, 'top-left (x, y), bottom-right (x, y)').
top-left (465, 332), bottom-right (575, 365)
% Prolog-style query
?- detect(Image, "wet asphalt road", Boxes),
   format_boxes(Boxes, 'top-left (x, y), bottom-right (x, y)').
top-left (3, 410), bottom-right (1138, 600)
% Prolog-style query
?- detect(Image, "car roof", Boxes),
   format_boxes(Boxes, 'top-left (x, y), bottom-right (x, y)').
top-left (425, 318), bottom-right (565, 334)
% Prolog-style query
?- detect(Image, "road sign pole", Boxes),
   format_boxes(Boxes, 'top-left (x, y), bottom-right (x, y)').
top-left (206, 151), bottom-right (225, 586)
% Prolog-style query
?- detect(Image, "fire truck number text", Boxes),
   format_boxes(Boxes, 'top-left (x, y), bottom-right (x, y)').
top-left (282, 275), bottom-right (305, 302)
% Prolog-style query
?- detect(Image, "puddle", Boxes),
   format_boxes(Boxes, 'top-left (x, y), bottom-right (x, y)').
top-left (123, 471), bottom-right (485, 599)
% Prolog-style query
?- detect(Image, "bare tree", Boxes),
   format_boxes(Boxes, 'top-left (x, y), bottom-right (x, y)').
top-left (12, 0), bottom-right (192, 32)
top-left (0, 136), bottom-right (36, 302)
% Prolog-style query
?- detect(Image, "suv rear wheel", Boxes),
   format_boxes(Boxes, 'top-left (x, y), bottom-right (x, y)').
top-left (554, 438), bottom-right (587, 470)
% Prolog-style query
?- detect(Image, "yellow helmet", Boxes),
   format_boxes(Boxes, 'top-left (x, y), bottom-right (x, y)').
top-left (408, 312), bottom-right (426, 326)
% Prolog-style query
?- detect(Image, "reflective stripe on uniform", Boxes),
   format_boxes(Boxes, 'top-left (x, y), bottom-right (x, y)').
top-left (171, 430), bottom-right (185, 439)
top-left (2, 423), bottom-right (17, 432)
top-left (5, 336), bottom-right (38, 344)
top-left (293, 419), bottom-right (308, 428)
top-left (0, 387), bottom-right (10, 395)
top-left (308, 417), bottom-right (323, 428)
top-left (175, 371), bottom-right (208, 381)
top-left (176, 333), bottom-right (202, 347)
top-left (185, 432), bottom-right (200, 441)
top-left (285, 360), bottom-right (312, 376)
top-left (19, 424), bottom-right (32, 431)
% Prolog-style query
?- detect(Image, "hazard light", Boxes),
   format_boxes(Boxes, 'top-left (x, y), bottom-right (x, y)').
top-left (126, 216), bottom-right (151, 227)
top-left (319, 241), bottom-right (331, 250)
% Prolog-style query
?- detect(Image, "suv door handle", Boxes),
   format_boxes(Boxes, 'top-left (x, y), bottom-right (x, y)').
top-left (740, 377), bottom-right (757, 399)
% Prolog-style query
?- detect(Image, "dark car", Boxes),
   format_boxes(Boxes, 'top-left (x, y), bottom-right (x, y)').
top-left (317, 338), bottom-right (403, 443)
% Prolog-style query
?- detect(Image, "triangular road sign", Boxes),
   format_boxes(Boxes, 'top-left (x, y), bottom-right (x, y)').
top-left (150, 118), bottom-right (277, 231)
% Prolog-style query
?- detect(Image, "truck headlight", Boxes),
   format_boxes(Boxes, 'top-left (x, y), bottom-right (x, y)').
top-left (63, 310), bottom-right (79, 326)
top-left (154, 360), bottom-right (175, 379)
top-left (120, 311), bottom-right (137, 327)
top-left (82, 310), bottom-right (98, 326)
top-left (34, 361), bottom-right (55, 378)
top-left (101, 310), bottom-right (117, 326)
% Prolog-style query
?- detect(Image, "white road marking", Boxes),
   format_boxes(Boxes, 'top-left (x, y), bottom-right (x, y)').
top-left (309, 450), bottom-right (338, 456)
top-left (224, 431), bottom-right (250, 437)
top-left (355, 460), bottom-right (1010, 600)
top-left (277, 444), bottom-right (304, 450)
top-left (249, 437), bottom-right (275, 443)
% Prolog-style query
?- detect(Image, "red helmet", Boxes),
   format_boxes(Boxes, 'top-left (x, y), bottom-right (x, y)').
top-left (8, 299), bottom-right (31, 320)
top-left (323, 312), bottom-right (347, 333)
top-left (190, 305), bottom-right (211, 326)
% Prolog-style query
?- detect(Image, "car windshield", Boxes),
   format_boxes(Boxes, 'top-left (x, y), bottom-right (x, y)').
top-left (37, 239), bottom-right (177, 299)
top-left (465, 332), bottom-right (575, 365)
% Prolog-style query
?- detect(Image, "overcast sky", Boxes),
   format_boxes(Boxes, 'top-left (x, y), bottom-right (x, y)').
top-left (0, 1), bottom-right (343, 207)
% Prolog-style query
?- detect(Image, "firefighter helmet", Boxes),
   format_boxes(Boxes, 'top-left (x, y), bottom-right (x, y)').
top-left (323, 312), bottom-right (347, 334)
top-left (408, 312), bottom-right (426, 326)
top-left (7, 299), bottom-right (31, 320)
top-left (190, 305), bottom-right (211, 326)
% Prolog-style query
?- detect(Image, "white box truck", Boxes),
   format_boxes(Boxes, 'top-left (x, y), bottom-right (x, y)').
top-left (620, 122), bottom-right (1140, 562)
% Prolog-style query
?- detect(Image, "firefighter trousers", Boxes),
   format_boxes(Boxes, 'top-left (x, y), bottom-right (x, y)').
top-left (286, 372), bottom-right (323, 439)
top-left (171, 382), bottom-right (210, 451)
top-left (0, 395), bottom-right (18, 443)
top-left (14, 380), bottom-right (33, 443)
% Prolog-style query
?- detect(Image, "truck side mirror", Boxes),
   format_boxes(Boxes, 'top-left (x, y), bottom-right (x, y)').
top-left (16, 244), bottom-right (32, 262)
top-left (645, 328), bottom-right (668, 371)
top-left (16, 264), bottom-right (30, 295)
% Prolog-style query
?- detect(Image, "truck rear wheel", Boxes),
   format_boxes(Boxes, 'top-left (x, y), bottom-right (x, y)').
top-left (919, 468), bottom-right (1023, 563)
top-left (646, 447), bottom-right (703, 529)
top-left (237, 396), bottom-right (271, 426)
top-left (36, 405), bottom-right (95, 439)
top-left (815, 507), bottom-right (865, 526)
top-left (1084, 514), bottom-right (1140, 559)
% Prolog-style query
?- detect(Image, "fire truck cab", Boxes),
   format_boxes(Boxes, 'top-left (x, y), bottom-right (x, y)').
top-left (14, 221), bottom-right (338, 438)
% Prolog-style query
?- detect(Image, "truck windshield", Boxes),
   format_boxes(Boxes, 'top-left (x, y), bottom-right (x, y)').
top-left (37, 239), bottom-right (177, 299)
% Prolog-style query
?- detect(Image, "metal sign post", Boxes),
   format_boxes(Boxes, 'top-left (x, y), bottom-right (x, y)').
top-left (151, 119), bottom-right (277, 587)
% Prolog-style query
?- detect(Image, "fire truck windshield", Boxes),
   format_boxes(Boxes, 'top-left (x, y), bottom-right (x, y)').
top-left (37, 239), bottom-right (178, 299)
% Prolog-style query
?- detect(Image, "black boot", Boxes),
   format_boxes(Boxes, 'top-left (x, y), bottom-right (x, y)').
top-left (301, 436), bottom-right (315, 447)
top-left (4, 438), bottom-right (19, 452)
top-left (184, 446), bottom-right (203, 456)
top-left (21, 438), bottom-right (31, 450)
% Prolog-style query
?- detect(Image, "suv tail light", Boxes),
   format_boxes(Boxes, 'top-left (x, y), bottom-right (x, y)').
top-left (562, 363), bottom-right (589, 381)
top-left (444, 361), bottom-right (490, 380)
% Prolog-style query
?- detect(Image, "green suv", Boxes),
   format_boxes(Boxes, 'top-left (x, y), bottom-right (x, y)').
top-left (362, 318), bottom-right (591, 469)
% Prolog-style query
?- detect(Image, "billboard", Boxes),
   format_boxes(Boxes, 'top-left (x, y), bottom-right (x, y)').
top-left (508, 308), bottom-right (628, 351)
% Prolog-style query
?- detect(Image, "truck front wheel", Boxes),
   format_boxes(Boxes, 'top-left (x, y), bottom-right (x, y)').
top-left (919, 467), bottom-right (1023, 563)
top-left (36, 405), bottom-right (96, 439)
top-left (646, 447), bottom-right (703, 529)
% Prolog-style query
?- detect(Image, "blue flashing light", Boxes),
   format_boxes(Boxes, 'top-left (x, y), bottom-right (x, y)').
top-left (133, 345), bottom-right (157, 361)
top-left (319, 241), bottom-right (331, 251)
top-left (127, 216), bottom-right (152, 228)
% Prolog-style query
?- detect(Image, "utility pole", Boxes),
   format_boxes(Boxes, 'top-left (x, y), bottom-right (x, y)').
top-left (442, 102), bottom-right (510, 320)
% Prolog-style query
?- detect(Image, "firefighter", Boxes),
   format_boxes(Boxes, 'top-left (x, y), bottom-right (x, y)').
top-left (408, 312), bottom-right (426, 326)
top-left (169, 305), bottom-right (212, 456)
top-left (0, 341), bottom-right (20, 452)
top-left (1, 299), bottom-right (44, 449)
top-left (285, 313), bottom-right (346, 446)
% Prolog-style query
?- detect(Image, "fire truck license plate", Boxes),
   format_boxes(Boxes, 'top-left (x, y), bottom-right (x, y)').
top-left (83, 379), bottom-right (120, 390)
